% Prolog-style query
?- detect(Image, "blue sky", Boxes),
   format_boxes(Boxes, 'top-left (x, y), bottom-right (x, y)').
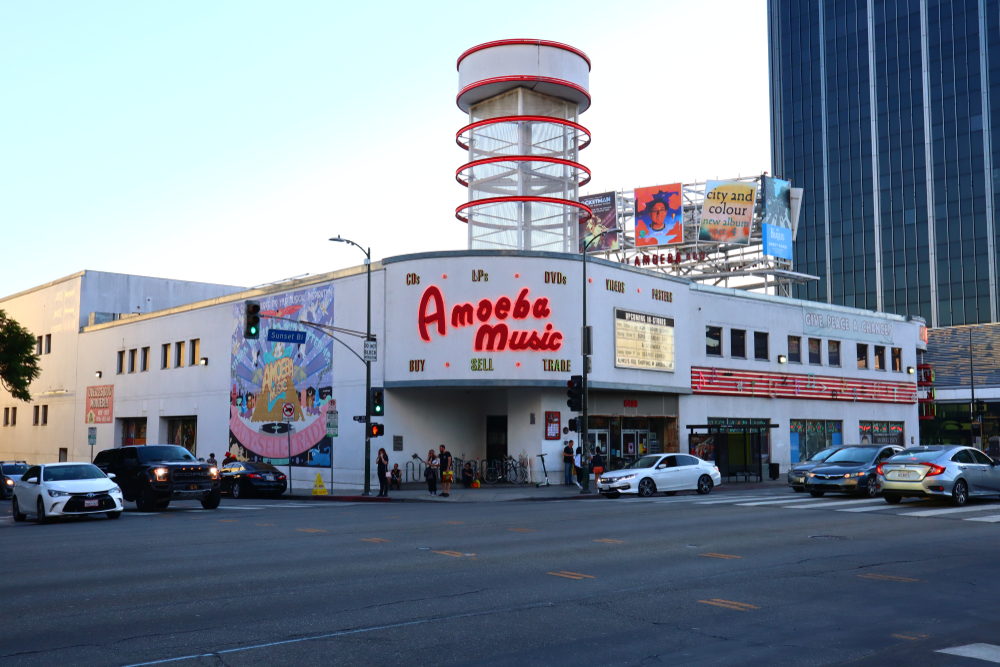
top-left (1, 1), bottom-right (769, 296)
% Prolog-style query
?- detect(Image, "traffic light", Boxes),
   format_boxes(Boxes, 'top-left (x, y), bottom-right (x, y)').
top-left (566, 375), bottom-right (584, 412)
top-left (975, 400), bottom-right (987, 414)
top-left (567, 417), bottom-right (580, 433)
top-left (369, 422), bottom-right (384, 438)
top-left (370, 387), bottom-right (384, 416)
top-left (244, 300), bottom-right (261, 339)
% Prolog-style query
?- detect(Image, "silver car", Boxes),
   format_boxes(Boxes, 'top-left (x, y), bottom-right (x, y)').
top-left (879, 445), bottom-right (1000, 506)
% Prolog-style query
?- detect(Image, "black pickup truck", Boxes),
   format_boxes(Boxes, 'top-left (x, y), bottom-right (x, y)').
top-left (93, 445), bottom-right (221, 511)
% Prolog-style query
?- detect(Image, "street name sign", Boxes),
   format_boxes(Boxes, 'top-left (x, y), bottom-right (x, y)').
top-left (267, 329), bottom-right (307, 344)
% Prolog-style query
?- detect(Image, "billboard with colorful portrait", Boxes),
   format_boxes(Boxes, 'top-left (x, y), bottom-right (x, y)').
top-left (699, 180), bottom-right (757, 244)
top-left (579, 192), bottom-right (620, 253)
top-left (229, 285), bottom-right (335, 467)
top-left (635, 183), bottom-right (683, 247)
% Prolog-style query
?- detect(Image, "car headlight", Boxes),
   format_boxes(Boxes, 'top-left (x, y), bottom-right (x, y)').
top-left (153, 468), bottom-right (169, 481)
top-left (47, 489), bottom-right (71, 497)
top-left (109, 485), bottom-right (121, 494)
top-left (613, 474), bottom-right (636, 481)
top-left (808, 473), bottom-right (816, 478)
top-left (209, 467), bottom-right (218, 480)
top-left (5, 478), bottom-right (12, 485)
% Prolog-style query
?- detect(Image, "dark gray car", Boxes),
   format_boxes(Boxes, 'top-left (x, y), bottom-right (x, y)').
top-left (787, 447), bottom-right (841, 492)
top-left (805, 445), bottom-right (903, 498)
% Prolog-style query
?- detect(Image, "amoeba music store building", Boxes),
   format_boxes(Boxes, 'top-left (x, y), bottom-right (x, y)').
top-left (29, 250), bottom-right (923, 490)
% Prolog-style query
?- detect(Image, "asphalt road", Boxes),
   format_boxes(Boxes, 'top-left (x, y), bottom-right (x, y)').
top-left (2, 487), bottom-right (999, 667)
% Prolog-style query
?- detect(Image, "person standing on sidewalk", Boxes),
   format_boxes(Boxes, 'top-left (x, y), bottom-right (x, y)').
top-left (592, 448), bottom-right (605, 487)
top-left (376, 448), bottom-right (389, 497)
top-left (438, 445), bottom-right (453, 498)
top-left (563, 440), bottom-right (575, 486)
top-left (574, 446), bottom-right (585, 488)
top-left (425, 449), bottom-right (439, 496)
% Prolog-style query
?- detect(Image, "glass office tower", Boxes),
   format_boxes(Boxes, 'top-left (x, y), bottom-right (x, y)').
top-left (769, 0), bottom-right (1000, 326)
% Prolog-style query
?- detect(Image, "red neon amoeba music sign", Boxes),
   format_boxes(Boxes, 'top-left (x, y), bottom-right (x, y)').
top-left (418, 286), bottom-right (564, 352)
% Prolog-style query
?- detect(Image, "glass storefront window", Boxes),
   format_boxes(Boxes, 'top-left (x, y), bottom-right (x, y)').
top-left (859, 420), bottom-right (904, 445)
top-left (167, 417), bottom-right (197, 454)
top-left (790, 419), bottom-right (843, 462)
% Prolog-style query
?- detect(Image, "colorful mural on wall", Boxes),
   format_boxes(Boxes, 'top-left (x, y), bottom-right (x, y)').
top-left (229, 285), bottom-right (335, 467)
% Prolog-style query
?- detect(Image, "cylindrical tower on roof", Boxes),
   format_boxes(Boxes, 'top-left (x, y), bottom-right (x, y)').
top-left (455, 39), bottom-right (592, 252)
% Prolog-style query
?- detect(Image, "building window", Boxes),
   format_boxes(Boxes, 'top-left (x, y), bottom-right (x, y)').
top-left (874, 345), bottom-right (886, 371)
top-left (891, 347), bottom-right (902, 372)
top-left (189, 339), bottom-right (200, 367)
top-left (161, 343), bottom-right (170, 370)
top-left (44, 334), bottom-right (51, 354)
top-left (706, 326), bottom-right (722, 356)
top-left (808, 338), bottom-right (821, 365)
top-left (175, 341), bottom-right (185, 368)
top-left (754, 332), bottom-right (769, 360)
top-left (117, 350), bottom-right (125, 375)
top-left (128, 349), bottom-right (137, 374)
top-left (2, 407), bottom-right (8, 426)
top-left (859, 421), bottom-right (905, 445)
top-left (32, 405), bottom-right (39, 425)
top-left (790, 420), bottom-right (843, 462)
top-left (10, 407), bottom-right (16, 426)
top-left (857, 343), bottom-right (869, 369)
top-left (788, 336), bottom-right (801, 363)
top-left (731, 329), bottom-right (746, 358)
top-left (140, 347), bottom-right (150, 372)
top-left (35, 336), bottom-right (42, 355)
top-left (41, 405), bottom-right (47, 426)
top-left (828, 340), bottom-right (841, 367)
top-left (58, 448), bottom-right (67, 462)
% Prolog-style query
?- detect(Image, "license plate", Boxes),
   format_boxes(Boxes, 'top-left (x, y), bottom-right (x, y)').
top-left (84, 499), bottom-right (98, 508)
top-left (265, 475), bottom-right (274, 481)
top-left (892, 471), bottom-right (915, 480)
top-left (189, 484), bottom-right (198, 490)
top-left (793, 477), bottom-right (804, 484)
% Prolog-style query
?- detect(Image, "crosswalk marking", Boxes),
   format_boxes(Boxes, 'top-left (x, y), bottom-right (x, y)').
top-left (735, 497), bottom-right (830, 507)
top-left (964, 514), bottom-right (1000, 523)
top-left (899, 505), bottom-right (1000, 518)
top-left (836, 504), bottom-right (911, 513)
top-left (694, 495), bottom-right (799, 505)
top-left (936, 643), bottom-right (1000, 662)
top-left (783, 498), bottom-right (885, 509)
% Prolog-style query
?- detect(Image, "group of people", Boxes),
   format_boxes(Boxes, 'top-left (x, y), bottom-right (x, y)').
top-left (563, 440), bottom-right (605, 488)
top-left (376, 445), bottom-right (480, 498)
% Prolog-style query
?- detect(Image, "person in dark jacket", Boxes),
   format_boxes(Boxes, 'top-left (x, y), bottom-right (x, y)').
top-left (461, 462), bottom-right (475, 488)
top-left (376, 448), bottom-right (389, 497)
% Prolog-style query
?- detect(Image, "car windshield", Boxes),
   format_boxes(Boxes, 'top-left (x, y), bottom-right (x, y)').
top-left (823, 447), bottom-right (879, 465)
top-left (43, 464), bottom-right (106, 481)
top-left (137, 446), bottom-right (197, 463)
top-left (888, 448), bottom-right (946, 464)
top-left (808, 448), bottom-right (837, 462)
top-left (2, 464), bottom-right (29, 475)
top-left (625, 456), bottom-right (662, 470)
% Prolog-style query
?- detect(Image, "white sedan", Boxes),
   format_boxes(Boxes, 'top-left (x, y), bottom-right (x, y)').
top-left (598, 454), bottom-right (722, 498)
top-left (12, 462), bottom-right (124, 523)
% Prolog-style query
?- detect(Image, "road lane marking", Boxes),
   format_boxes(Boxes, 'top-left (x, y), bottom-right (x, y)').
top-left (936, 643), bottom-right (1000, 662)
top-left (509, 528), bottom-right (535, 532)
top-left (735, 497), bottom-right (830, 506)
top-left (594, 539), bottom-right (624, 544)
top-left (254, 523), bottom-right (275, 526)
top-left (444, 521), bottom-right (464, 524)
top-left (547, 571), bottom-right (594, 580)
top-left (965, 514), bottom-right (1000, 523)
top-left (218, 519), bottom-right (239, 523)
top-left (698, 599), bottom-right (759, 611)
top-left (700, 553), bottom-right (741, 560)
top-left (783, 498), bottom-right (884, 509)
top-left (837, 504), bottom-right (907, 513)
top-left (899, 505), bottom-right (1000, 518)
top-left (892, 633), bottom-right (930, 640)
top-left (858, 574), bottom-right (922, 582)
top-left (297, 529), bottom-right (326, 533)
top-left (432, 550), bottom-right (474, 557)
top-left (361, 538), bottom-right (390, 543)
top-left (695, 495), bottom-right (800, 505)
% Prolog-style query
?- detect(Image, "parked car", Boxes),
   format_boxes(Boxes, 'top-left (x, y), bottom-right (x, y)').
top-left (598, 454), bottom-right (722, 498)
top-left (1, 461), bottom-right (29, 499)
top-left (786, 447), bottom-right (842, 492)
top-left (879, 445), bottom-right (1000, 506)
top-left (220, 461), bottom-right (287, 498)
top-left (93, 445), bottom-right (220, 512)
top-left (805, 445), bottom-right (903, 497)
top-left (11, 463), bottom-right (123, 523)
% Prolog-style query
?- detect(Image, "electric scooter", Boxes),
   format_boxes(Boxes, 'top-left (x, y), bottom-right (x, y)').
top-left (535, 453), bottom-right (551, 487)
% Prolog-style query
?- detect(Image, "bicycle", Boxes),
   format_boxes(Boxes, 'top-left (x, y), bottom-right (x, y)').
top-left (484, 455), bottom-right (527, 485)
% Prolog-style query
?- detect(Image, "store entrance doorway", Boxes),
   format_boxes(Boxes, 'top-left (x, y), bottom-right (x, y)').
top-left (621, 430), bottom-right (649, 466)
top-left (486, 415), bottom-right (508, 465)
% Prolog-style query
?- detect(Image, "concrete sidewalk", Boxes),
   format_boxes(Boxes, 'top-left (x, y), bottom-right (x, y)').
top-left (289, 477), bottom-right (790, 503)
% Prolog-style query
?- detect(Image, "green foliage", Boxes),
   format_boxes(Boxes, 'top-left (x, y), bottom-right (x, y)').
top-left (0, 310), bottom-right (40, 402)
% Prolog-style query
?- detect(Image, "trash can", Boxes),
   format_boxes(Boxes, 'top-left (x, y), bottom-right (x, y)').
top-left (768, 463), bottom-right (780, 480)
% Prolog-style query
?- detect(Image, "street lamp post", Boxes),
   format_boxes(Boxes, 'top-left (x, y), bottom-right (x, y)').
top-left (580, 228), bottom-right (621, 494)
top-left (330, 236), bottom-right (373, 496)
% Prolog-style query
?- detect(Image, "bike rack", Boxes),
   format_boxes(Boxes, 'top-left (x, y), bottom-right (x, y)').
top-left (405, 460), bottom-right (426, 484)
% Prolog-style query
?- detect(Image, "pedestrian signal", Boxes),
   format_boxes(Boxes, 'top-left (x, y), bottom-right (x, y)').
top-left (566, 375), bottom-right (584, 412)
top-left (369, 423), bottom-right (384, 438)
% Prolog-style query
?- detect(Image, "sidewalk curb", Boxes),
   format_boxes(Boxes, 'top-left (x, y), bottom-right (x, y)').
top-left (296, 494), bottom-right (397, 503)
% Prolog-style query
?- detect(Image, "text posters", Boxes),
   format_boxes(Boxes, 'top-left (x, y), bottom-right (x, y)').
top-left (699, 180), bottom-right (757, 244)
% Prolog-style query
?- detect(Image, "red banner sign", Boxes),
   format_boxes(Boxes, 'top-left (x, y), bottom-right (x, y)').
top-left (691, 367), bottom-right (917, 404)
top-left (85, 385), bottom-right (114, 424)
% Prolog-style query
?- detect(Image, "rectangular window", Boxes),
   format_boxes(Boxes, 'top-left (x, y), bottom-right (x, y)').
top-left (140, 347), bottom-right (150, 372)
top-left (190, 339), bottom-right (200, 366)
top-left (788, 336), bottom-right (802, 363)
top-left (828, 340), bottom-right (841, 367)
top-left (41, 405), bottom-right (47, 426)
top-left (117, 350), bottom-right (125, 375)
top-left (706, 326), bottom-right (723, 356)
top-left (857, 343), bottom-right (869, 369)
top-left (10, 407), bottom-right (16, 426)
top-left (891, 347), bottom-right (902, 372)
top-left (44, 334), bottom-right (51, 354)
top-left (58, 448), bottom-right (67, 462)
top-left (754, 332), bottom-right (769, 360)
top-left (731, 329), bottom-right (747, 358)
top-left (35, 336), bottom-right (42, 355)
top-left (874, 345), bottom-right (886, 370)
top-left (161, 343), bottom-right (170, 370)
top-left (128, 349), bottom-right (137, 374)
top-left (33, 405), bottom-right (39, 425)
top-left (3, 407), bottom-right (8, 426)
top-left (175, 341), bottom-right (185, 368)
top-left (808, 338), bottom-right (821, 365)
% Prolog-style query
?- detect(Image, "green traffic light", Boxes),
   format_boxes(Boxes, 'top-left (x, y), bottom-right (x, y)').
top-left (250, 326), bottom-right (257, 335)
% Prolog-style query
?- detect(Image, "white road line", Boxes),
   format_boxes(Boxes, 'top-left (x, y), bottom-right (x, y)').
top-left (783, 498), bottom-right (885, 509)
top-left (836, 504), bottom-right (905, 513)
top-left (899, 504), bottom-right (1000, 518)
top-left (936, 643), bottom-right (1000, 663)
top-left (122, 513), bottom-right (160, 517)
top-left (735, 497), bottom-right (831, 506)
top-left (965, 514), bottom-right (1000, 523)
top-left (653, 495), bottom-right (764, 504)
top-left (695, 496), bottom-right (799, 505)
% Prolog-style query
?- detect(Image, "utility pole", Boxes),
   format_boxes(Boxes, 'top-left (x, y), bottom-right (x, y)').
top-left (970, 326), bottom-right (977, 447)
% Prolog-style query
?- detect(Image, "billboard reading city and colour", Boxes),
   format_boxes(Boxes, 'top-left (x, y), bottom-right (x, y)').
top-left (762, 176), bottom-right (793, 260)
top-left (579, 192), bottom-right (620, 253)
top-left (698, 180), bottom-right (757, 244)
top-left (634, 183), bottom-right (683, 247)
top-left (229, 285), bottom-right (335, 467)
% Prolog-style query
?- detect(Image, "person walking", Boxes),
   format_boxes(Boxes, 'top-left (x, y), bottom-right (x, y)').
top-left (424, 449), bottom-right (439, 496)
top-left (376, 447), bottom-right (389, 497)
top-left (563, 440), bottom-right (575, 486)
top-left (575, 446), bottom-right (585, 488)
top-left (592, 448), bottom-right (605, 487)
top-left (438, 445), bottom-right (453, 497)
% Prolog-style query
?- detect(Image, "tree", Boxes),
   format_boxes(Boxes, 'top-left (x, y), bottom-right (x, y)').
top-left (0, 310), bottom-right (40, 402)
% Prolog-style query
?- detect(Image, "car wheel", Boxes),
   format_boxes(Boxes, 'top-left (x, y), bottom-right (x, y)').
top-left (697, 475), bottom-right (714, 495)
top-left (884, 494), bottom-right (902, 504)
top-left (106, 511), bottom-right (122, 519)
top-left (601, 491), bottom-right (620, 499)
top-left (231, 482), bottom-right (243, 499)
top-left (36, 498), bottom-right (48, 524)
top-left (136, 491), bottom-right (158, 512)
top-left (951, 479), bottom-right (969, 507)
top-left (201, 489), bottom-right (222, 510)
top-left (809, 490), bottom-right (825, 498)
top-left (663, 491), bottom-right (678, 497)
top-left (12, 496), bottom-right (25, 522)
top-left (864, 476), bottom-right (879, 498)
top-left (792, 487), bottom-right (805, 493)
top-left (637, 478), bottom-right (657, 498)
top-left (154, 500), bottom-right (170, 510)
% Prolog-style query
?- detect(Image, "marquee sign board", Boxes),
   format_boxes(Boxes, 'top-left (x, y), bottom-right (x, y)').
top-left (614, 309), bottom-right (675, 372)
